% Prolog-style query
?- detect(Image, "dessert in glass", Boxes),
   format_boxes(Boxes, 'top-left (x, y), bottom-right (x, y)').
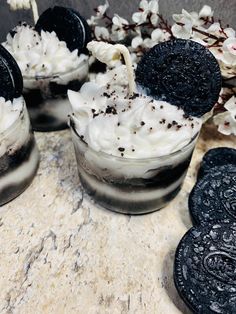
top-left (68, 40), bottom-right (221, 215)
top-left (0, 45), bottom-right (39, 206)
top-left (4, 3), bottom-right (91, 131)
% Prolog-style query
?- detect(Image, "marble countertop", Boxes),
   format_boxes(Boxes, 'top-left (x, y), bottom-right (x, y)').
top-left (0, 124), bottom-right (235, 314)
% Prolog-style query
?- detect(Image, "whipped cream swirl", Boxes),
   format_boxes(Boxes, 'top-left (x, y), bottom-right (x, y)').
top-left (69, 68), bottom-right (202, 159)
top-left (3, 24), bottom-right (88, 78)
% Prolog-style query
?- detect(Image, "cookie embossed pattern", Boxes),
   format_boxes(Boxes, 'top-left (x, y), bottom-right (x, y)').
top-left (174, 221), bottom-right (236, 314)
top-left (175, 147), bottom-right (236, 313)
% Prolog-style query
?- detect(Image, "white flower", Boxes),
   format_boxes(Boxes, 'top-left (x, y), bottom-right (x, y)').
top-left (213, 96), bottom-right (236, 135)
top-left (151, 28), bottom-right (165, 41)
top-left (87, 15), bottom-right (99, 27)
top-left (96, 0), bottom-right (109, 18)
top-left (87, 1), bottom-right (109, 26)
top-left (112, 14), bottom-right (129, 27)
top-left (199, 5), bottom-right (213, 19)
top-left (221, 37), bottom-right (236, 66)
top-left (110, 14), bottom-right (129, 41)
top-left (7, 0), bottom-right (31, 10)
top-left (171, 9), bottom-right (195, 39)
top-left (131, 36), bottom-right (143, 49)
top-left (94, 26), bottom-right (110, 41)
top-left (131, 34), bottom-right (157, 50)
top-left (171, 8), bottom-right (208, 39)
top-left (132, 0), bottom-right (159, 26)
top-left (205, 22), bottom-right (234, 38)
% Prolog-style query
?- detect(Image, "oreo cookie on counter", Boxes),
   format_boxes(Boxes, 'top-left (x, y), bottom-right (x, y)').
top-left (189, 164), bottom-right (236, 225)
top-left (174, 221), bottom-right (236, 314)
top-left (35, 6), bottom-right (91, 54)
top-left (135, 39), bottom-right (222, 117)
top-left (0, 44), bottom-right (23, 101)
top-left (198, 147), bottom-right (236, 180)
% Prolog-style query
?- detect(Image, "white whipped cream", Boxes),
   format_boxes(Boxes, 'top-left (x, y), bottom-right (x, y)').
top-left (0, 97), bottom-right (23, 133)
top-left (87, 41), bottom-right (135, 96)
top-left (3, 24), bottom-right (88, 80)
top-left (68, 69), bottom-right (202, 159)
top-left (0, 96), bottom-right (30, 158)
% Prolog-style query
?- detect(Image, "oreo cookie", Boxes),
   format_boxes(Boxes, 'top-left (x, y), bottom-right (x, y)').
top-left (135, 39), bottom-right (222, 117)
top-left (35, 6), bottom-right (91, 54)
top-left (0, 44), bottom-right (23, 101)
top-left (198, 147), bottom-right (236, 180)
top-left (189, 164), bottom-right (236, 225)
top-left (174, 221), bottom-right (236, 314)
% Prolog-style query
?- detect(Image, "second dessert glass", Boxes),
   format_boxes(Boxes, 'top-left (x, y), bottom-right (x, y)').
top-left (23, 62), bottom-right (89, 131)
top-left (70, 117), bottom-right (199, 214)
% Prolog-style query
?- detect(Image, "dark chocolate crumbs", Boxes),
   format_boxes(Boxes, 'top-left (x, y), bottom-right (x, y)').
top-left (167, 123), bottom-right (172, 129)
top-left (140, 121), bottom-right (145, 126)
top-left (103, 92), bottom-right (110, 98)
top-left (105, 106), bottom-right (117, 115)
top-left (129, 93), bottom-right (139, 100)
top-left (118, 147), bottom-right (125, 152)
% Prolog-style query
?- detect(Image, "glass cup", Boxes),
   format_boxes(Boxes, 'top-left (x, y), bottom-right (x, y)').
top-left (23, 62), bottom-right (89, 132)
top-left (0, 98), bottom-right (40, 206)
top-left (69, 116), bottom-right (199, 215)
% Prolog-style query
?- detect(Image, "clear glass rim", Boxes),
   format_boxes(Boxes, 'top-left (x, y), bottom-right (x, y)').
top-left (0, 97), bottom-right (26, 140)
top-left (69, 115), bottom-right (200, 162)
top-left (23, 57), bottom-right (89, 81)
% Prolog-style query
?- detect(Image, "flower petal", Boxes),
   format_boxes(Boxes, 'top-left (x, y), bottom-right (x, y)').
top-left (149, 0), bottom-right (159, 14)
top-left (131, 36), bottom-right (143, 49)
top-left (199, 5), bottom-right (213, 18)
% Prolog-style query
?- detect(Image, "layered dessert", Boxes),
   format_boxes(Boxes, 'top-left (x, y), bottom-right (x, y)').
top-left (69, 40), bottom-right (221, 214)
top-left (0, 45), bottom-right (39, 205)
top-left (3, 5), bottom-right (91, 131)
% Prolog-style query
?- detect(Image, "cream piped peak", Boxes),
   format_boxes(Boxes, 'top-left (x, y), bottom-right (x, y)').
top-left (87, 41), bottom-right (135, 96)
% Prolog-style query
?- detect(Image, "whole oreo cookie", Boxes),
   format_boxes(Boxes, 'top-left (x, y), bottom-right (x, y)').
top-left (0, 44), bottom-right (23, 101)
top-left (189, 164), bottom-right (236, 225)
top-left (174, 221), bottom-right (236, 314)
top-left (135, 39), bottom-right (222, 117)
top-left (198, 147), bottom-right (236, 180)
top-left (35, 6), bottom-right (91, 53)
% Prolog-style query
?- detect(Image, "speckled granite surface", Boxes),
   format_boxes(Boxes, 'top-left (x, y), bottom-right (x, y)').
top-left (0, 124), bottom-right (235, 314)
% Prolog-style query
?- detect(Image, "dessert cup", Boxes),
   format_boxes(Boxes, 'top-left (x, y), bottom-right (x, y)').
top-left (23, 63), bottom-right (88, 132)
top-left (0, 98), bottom-right (40, 205)
top-left (70, 116), bottom-right (199, 215)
